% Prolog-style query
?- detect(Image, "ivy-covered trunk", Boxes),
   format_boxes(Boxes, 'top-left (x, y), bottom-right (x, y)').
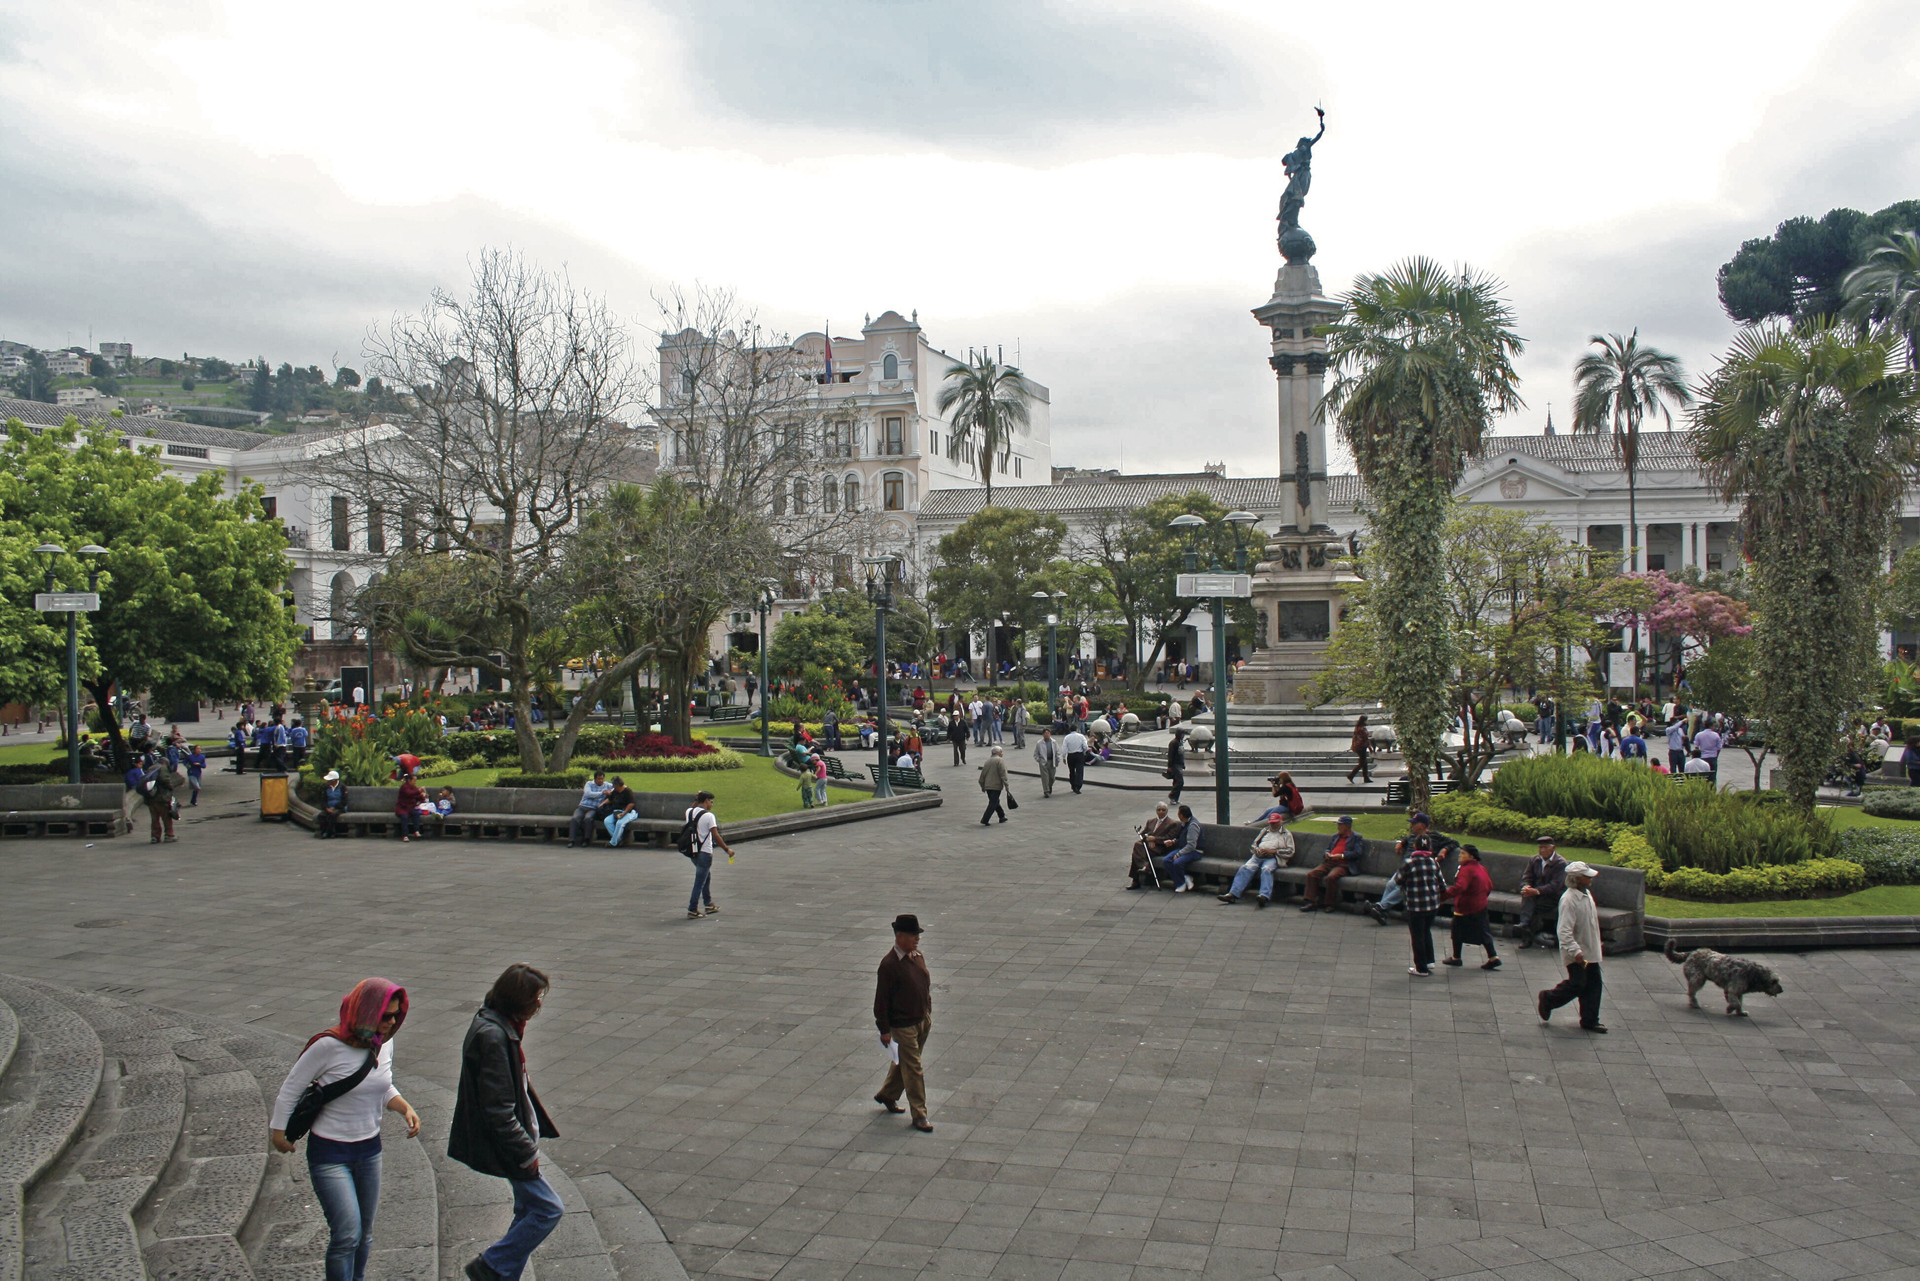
top-left (506, 613), bottom-right (546, 773)
top-left (1366, 472), bottom-right (1455, 809)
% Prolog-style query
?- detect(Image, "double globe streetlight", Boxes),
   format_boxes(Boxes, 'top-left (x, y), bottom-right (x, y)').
top-left (864, 557), bottom-right (899, 798)
top-left (1029, 589), bottom-right (1066, 711)
top-left (1167, 511), bottom-right (1258, 822)
top-left (34, 542), bottom-right (108, 784)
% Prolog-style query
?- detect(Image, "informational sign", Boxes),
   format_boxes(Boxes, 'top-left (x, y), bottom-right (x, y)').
top-left (34, 592), bottom-right (100, 612)
top-left (1608, 651), bottom-right (1637, 690)
top-left (1177, 573), bottom-right (1253, 599)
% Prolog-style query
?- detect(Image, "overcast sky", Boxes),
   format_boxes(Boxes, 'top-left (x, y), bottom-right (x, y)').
top-left (3, 0), bottom-right (1917, 476)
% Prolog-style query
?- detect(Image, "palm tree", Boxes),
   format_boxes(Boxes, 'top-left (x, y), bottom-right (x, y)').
top-left (1571, 333), bottom-right (1691, 581)
top-left (1842, 229), bottom-right (1920, 369)
top-left (1320, 256), bottom-right (1524, 802)
top-left (936, 351), bottom-right (1036, 508)
top-left (1693, 316), bottom-right (1920, 809)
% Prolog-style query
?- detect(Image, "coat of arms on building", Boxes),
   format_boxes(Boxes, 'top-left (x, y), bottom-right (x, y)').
top-left (1498, 474), bottom-right (1529, 500)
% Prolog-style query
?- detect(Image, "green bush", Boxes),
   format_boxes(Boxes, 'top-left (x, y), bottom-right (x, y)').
top-left (1641, 785), bottom-right (1838, 874)
top-left (1837, 828), bottom-right (1920, 885)
top-left (1427, 793), bottom-right (1628, 851)
top-left (414, 754), bottom-right (461, 779)
top-left (573, 749), bottom-right (746, 773)
top-left (1027, 700), bottom-right (1051, 725)
top-left (445, 725), bottom-right (626, 764)
top-left (1611, 830), bottom-right (1864, 899)
top-left (1489, 753), bottom-right (1665, 825)
top-left (1500, 703), bottom-right (1540, 724)
top-left (494, 771), bottom-right (589, 789)
top-left (0, 760), bottom-right (66, 784)
top-left (1862, 790), bottom-right (1920, 820)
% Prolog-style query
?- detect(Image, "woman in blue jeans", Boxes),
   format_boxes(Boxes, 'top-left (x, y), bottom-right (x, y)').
top-left (270, 978), bottom-right (421, 1281)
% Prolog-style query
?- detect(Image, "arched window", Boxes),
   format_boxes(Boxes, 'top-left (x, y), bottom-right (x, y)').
top-left (823, 479), bottom-right (837, 514)
top-left (883, 472), bottom-right (905, 511)
top-left (680, 367), bottom-right (697, 395)
top-left (882, 353), bottom-right (898, 379)
top-left (329, 571), bottom-right (355, 639)
top-left (844, 476), bottom-right (860, 512)
top-left (792, 479), bottom-right (807, 515)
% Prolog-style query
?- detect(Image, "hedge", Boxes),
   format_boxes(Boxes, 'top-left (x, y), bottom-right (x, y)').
top-left (1642, 785), bottom-right (1838, 873)
top-left (573, 749), bottom-right (745, 773)
top-left (1488, 754), bottom-right (1665, 825)
top-left (1837, 828), bottom-right (1920, 885)
top-left (1426, 793), bottom-right (1629, 851)
top-left (494, 771), bottom-right (589, 789)
top-left (1609, 830), bottom-right (1864, 899)
top-left (1862, 790), bottom-right (1920, 820)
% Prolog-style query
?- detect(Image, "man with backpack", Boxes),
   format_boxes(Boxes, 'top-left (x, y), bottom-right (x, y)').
top-left (679, 791), bottom-right (734, 920)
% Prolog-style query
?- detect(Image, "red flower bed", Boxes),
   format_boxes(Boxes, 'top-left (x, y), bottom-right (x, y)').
top-left (621, 732), bottom-right (718, 759)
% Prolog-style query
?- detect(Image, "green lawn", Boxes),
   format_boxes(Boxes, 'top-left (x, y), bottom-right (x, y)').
top-left (340, 754), bottom-right (861, 821)
top-left (1823, 806), bottom-right (1915, 831)
top-left (1647, 885), bottom-right (1920, 918)
top-left (1289, 814), bottom-right (1615, 864)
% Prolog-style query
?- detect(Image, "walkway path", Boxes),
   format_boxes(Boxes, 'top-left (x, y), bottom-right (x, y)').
top-left (0, 754), bottom-right (1915, 1278)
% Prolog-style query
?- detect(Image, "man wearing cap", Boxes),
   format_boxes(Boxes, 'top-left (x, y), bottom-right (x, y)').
top-left (1537, 862), bottom-right (1607, 1032)
top-left (316, 770), bottom-right (349, 839)
top-left (1217, 812), bottom-right (1294, 907)
top-left (1516, 836), bottom-right (1567, 948)
top-left (874, 915), bottom-right (935, 1131)
top-left (1299, 815), bottom-right (1367, 913)
top-left (1367, 813), bottom-right (1454, 924)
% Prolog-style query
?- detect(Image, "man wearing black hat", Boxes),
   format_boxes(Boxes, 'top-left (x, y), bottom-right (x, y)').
top-left (874, 914), bottom-right (935, 1132)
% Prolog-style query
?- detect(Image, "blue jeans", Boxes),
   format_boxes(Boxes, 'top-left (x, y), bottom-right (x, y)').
top-left (688, 849), bottom-right (713, 912)
top-left (1164, 850), bottom-right (1205, 884)
top-left (481, 1172), bottom-right (564, 1280)
top-left (1378, 879), bottom-right (1404, 911)
top-left (604, 811), bottom-right (638, 846)
top-left (309, 1151), bottom-right (381, 1281)
top-left (1228, 857), bottom-right (1278, 900)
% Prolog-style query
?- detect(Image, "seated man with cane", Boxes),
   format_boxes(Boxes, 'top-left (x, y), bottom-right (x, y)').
top-left (1128, 801), bottom-right (1182, 890)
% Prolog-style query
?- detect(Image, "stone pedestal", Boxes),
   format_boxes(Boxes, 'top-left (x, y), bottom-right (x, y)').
top-left (1236, 261), bottom-right (1359, 706)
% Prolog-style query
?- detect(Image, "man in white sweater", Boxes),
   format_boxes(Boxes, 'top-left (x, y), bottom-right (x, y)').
top-left (1536, 861), bottom-right (1607, 1033)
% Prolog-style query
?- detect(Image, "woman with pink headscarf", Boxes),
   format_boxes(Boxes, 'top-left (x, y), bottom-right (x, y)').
top-left (270, 978), bottom-right (421, 1281)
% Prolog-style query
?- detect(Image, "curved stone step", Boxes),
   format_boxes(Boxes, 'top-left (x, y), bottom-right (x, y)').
top-left (574, 1175), bottom-right (687, 1281)
top-left (12, 979), bottom-right (186, 1281)
top-left (0, 1000), bottom-right (17, 1086)
top-left (0, 978), bottom-right (105, 1281)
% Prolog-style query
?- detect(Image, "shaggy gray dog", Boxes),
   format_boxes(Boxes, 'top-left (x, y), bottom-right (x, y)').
top-left (1666, 941), bottom-right (1784, 1015)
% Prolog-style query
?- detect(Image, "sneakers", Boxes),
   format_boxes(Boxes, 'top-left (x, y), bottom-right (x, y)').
top-left (687, 910), bottom-right (702, 920)
top-left (1297, 902), bottom-right (1318, 913)
top-left (1174, 877), bottom-right (1195, 893)
top-left (1216, 893), bottom-right (1238, 904)
top-left (1408, 967), bottom-right (1432, 977)
top-left (704, 904), bottom-right (719, 915)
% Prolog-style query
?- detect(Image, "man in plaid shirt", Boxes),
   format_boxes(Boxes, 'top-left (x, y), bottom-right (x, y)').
top-left (1394, 813), bottom-right (1449, 976)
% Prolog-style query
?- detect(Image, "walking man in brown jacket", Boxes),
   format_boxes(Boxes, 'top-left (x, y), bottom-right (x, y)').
top-left (874, 914), bottom-right (935, 1132)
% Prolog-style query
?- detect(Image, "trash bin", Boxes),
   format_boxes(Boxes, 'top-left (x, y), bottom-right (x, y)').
top-left (259, 771), bottom-right (290, 822)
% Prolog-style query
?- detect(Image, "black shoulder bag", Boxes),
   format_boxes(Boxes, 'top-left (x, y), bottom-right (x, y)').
top-left (284, 1042), bottom-right (379, 1142)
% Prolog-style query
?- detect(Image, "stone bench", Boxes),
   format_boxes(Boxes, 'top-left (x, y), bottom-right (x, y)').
top-left (333, 786), bottom-right (697, 847)
top-left (0, 783), bottom-right (127, 838)
top-left (1157, 825), bottom-right (1645, 951)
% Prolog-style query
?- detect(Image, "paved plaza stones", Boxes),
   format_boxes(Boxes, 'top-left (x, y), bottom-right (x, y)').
top-left (2, 757), bottom-right (1920, 1279)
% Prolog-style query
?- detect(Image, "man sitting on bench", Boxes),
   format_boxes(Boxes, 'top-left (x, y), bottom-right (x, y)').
top-left (1128, 801), bottom-right (1182, 890)
top-left (1516, 835), bottom-right (1567, 948)
top-left (1299, 814), bottom-right (1366, 913)
top-left (1216, 812), bottom-right (1294, 907)
top-left (1160, 804), bottom-right (1204, 892)
top-left (1368, 813), bottom-right (1456, 924)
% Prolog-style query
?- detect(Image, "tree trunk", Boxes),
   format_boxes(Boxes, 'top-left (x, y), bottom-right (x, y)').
top-left (506, 619), bottom-right (546, 772)
top-left (547, 646), bottom-right (656, 770)
top-left (83, 677), bottom-right (129, 774)
top-left (661, 652), bottom-right (694, 747)
top-left (1627, 451), bottom-right (1639, 662)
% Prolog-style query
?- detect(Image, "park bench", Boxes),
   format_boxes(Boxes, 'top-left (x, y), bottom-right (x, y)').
top-left (0, 783), bottom-right (128, 838)
top-left (1383, 778), bottom-right (1456, 807)
top-left (1156, 824), bottom-right (1645, 951)
top-left (707, 704), bottom-right (752, 723)
top-left (867, 764), bottom-right (941, 792)
top-left (335, 785), bottom-right (696, 847)
top-left (819, 754), bottom-right (857, 782)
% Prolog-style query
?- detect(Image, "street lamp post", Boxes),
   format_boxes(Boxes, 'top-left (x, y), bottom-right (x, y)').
top-left (35, 542), bottom-right (106, 784)
top-left (1032, 589), bottom-right (1065, 711)
top-left (865, 558), bottom-right (896, 798)
top-left (755, 580), bottom-right (777, 757)
top-left (1169, 512), bottom-right (1258, 824)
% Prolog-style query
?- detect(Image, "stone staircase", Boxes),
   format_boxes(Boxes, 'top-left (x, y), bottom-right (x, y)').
top-left (0, 975), bottom-right (683, 1281)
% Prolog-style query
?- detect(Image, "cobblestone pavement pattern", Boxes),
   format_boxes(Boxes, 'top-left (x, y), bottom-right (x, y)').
top-left (2, 755), bottom-right (1918, 1280)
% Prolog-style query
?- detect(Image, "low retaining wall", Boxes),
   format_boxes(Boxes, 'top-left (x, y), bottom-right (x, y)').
top-left (1644, 914), bottom-right (1920, 951)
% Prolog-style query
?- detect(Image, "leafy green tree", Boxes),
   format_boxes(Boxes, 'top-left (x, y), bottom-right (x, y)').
top-left (936, 352), bottom-right (1037, 507)
top-left (1718, 201), bottom-right (1920, 324)
top-left (1685, 636), bottom-right (1767, 790)
top-left (248, 360), bottom-right (271, 411)
top-left (1308, 504), bottom-right (1640, 786)
top-left (0, 525), bottom-right (88, 718)
top-left (1885, 544), bottom-right (1920, 634)
top-left (0, 419), bottom-right (305, 766)
top-left (1842, 230), bottom-right (1920, 368)
top-left (1321, 257), bottom-right (1525, 805)
top-left (1694, 317), bottom-right (1920, 809)
top-left (929, 507), bottom-right (1066, 640)
top-left (768, 608), bottom-right (863, 686)
top-left (5, 351), bottom-right (54, 404)
top-left (335, 366), bottom-right (362, 389)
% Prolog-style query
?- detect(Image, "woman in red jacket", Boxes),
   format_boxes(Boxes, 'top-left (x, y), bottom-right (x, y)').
top-left (394, 772), bottom-right (427, 843)
top-left (1442, 844), bottom-right (1501, 970)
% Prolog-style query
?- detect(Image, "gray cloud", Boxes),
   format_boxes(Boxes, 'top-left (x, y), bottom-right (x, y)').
top-left (652, 0), bottom-right (1317, 158)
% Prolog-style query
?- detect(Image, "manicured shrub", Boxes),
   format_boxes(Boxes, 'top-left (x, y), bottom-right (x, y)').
top-left (1641, 784), bottom-right (1838, 873)
top-left (1488, 753), bottom-right (1665, 825)
top-left (574, 750), bottom-right (745, 773)
top-left (1613, 830), bottom-right (1864, 899)
top-left (1837, 828), bottom-right (1920, 884)
top-left (494, 771), bottom-right (589, 789)
top-left (0, 761), bottom-right (67, 784)
top-left (1427, 793), bottom-right (1627, 850)
top-left (1500, 703), bottom-right (1540, 724)
top-left (1862, 790), bottom-right (1920, 820)
top-left (620, 732), bottom-right (718, 759)
top-left (414, 754), bottom-right (461, 779)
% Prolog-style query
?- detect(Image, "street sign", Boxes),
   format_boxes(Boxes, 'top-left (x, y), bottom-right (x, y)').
top-left (34, 592), bottom-right (100, 612)
top-left (1608, 651), bottom-right (1637, 690)
top-left (1177, 573), bottom-right (1252, 599)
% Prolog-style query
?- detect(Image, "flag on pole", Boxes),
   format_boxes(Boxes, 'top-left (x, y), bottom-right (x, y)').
top-left (823, 323), bottom-right (833, 383)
